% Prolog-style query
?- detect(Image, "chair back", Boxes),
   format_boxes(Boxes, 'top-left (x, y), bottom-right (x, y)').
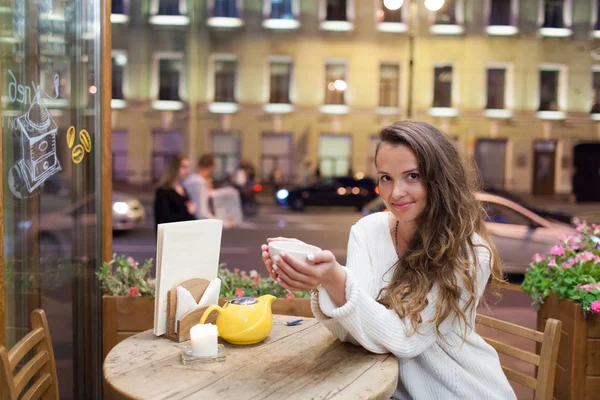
top-left (0, 309), bottom-right (59, 400)
top-left (476, 314), bottom-right (561, 400)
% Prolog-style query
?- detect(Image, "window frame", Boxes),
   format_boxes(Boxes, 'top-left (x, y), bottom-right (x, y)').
top-left (151, 52), bottom-right (185, 110)
top-left (375, 0), bottom-right (409, 33)
top-left (207, 0), bottom-right (245, 28)
top-left (262, 0), bottom-right (300, 30)
top-left (429, 0), bottom-right (465, 35)
top-left (321, 59), bottom-right (350, 114)
top-left (483, 62), bottom-right (513, 119)
top-left (208, 53), bottom-right (239, 114)
top-left (265, 55), bottom-right (294, 114)
top-left (111, 50), bottom-right (128, 109)
top-left (429, 62), bottom-right (459, 117)
top-left (537, 63), bottom-right (567, 120)
top-left (484, 0), bottom-right (519, 36)
top-left (537, 0), bottom-right (572, 37)
top-left (377, 61), bottom-right (401, 113)
top-left (319, 0), bottom-right (355, 32)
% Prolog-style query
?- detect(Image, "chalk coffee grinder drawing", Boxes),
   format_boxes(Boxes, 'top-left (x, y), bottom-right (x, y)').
top-left (8, 75), bottom-right (62, 198)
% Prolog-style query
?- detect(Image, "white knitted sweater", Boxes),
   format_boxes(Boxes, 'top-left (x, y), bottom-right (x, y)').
top-left (311, 212), bottom-right (517, 400)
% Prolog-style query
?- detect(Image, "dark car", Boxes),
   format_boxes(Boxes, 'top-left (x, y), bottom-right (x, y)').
top-left (276, 176), bottom-right (378, 211)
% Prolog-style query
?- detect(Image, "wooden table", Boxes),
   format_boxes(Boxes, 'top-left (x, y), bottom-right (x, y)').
top-left (104, 315), bottom-right (398, 400)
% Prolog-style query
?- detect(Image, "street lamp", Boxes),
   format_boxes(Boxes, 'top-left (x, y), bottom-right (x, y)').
top-left (382, 0), bottom-right (445, 118)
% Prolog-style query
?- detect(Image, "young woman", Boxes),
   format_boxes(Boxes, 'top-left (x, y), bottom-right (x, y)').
top-left (154, 155), bottom-right (196, 227)
top-left (261, 121), bottom-right (516, 399)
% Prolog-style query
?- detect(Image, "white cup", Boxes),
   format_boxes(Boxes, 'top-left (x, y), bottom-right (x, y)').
top-left (269, 241), bottom-right (322, 264)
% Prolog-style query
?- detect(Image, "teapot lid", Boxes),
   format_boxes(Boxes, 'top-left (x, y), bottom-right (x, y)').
top-left (229, 297), bottom-right (258, 305)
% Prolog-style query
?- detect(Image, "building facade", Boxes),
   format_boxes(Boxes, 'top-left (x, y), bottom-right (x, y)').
top-left (108, 0), bottom-right (600, 196)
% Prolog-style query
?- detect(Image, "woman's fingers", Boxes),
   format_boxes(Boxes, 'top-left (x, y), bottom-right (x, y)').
top-left (277, 276), bottom-right (304, 292)
top-left (274, 256), bottom-right (315, 288)
top-left (306, 250), bottom-right (336, 265)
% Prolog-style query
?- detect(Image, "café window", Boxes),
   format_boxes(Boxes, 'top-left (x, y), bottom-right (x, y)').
top-left (266, 58), bottom-right (293, 114)
top-left (377, 0), bottom-right (409, 32)
top-left (538, 65), bottom-right (566, 120)
top-left (484, 66), bottom-right (512, 118)
top-left (208, 0), bottom-right (244, 28)
top-left (321, 62), bottom-right (349, 114)
top-left (209, 56), bottom-right (238, 114)
top-left (538, 0), bottom-right (572, 37)
top-left (486, 0), bottom-right (518, 35)
top-left (152, 54), bottom-right (184, 110)
top-left (379, 63), bottom-right (400, 110)
top-left (111, 51), bottom-right (127, 109)
top-left (111, 0), bottom-right (130, 24)
top-left (41, 61), bottom-right (71, 109)
top-left (591, 68), bottom-right (600, 119)
top-left (320, 0), bottom-right (354, 31)
top-left (430, 65), bottom-right (458, 116)
top-left (263, 0), bottom-right (300, 30)
top-left (431, 0), bottom-right (464, 35)
top-left (149, 0), bottom-right (189, 25)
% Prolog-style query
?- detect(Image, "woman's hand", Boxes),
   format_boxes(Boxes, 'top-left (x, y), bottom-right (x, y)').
top-left (273, 250), bottom-right (346, 293)
top-left (260, 237), bottom-right (305, 280)
top-left (186, 202), bottom-right (196, 215)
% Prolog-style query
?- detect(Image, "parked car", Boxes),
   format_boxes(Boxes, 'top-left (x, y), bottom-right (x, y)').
top-left (361, 192), bottom-right (576, 274)
top-left (111, 191), bottom-right (146, 231)
top-left (275, 176), bottom-right (378, 211)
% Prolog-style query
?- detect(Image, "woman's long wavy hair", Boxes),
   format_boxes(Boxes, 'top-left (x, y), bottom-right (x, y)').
top-left (157, 155), bottom-right (186, 190)
top-left (375, 121), bottom-right (504, 337)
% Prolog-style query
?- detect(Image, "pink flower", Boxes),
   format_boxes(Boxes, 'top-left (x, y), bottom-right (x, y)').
top-left (576, 251), bottom-right (596, 263)
top-left (576, 223), bottom-right (588, 234)
top-left (561, 259), bottom-right (576, 269)
top-left (559, 234), bottom-right (571, 243)
top-left (233, 268), bottom-right (240, 273)
top-left (285, 292), bottom-right (295, 300)
top-left (548, 258), bottom-right (558, 267)
top-left (532, 253), bottom-right (546, 263)
top-left (592, 224), bottom-right (600, 236)
top-left (550, 245), bottom-right (565, 257)
top-left (580, 284), bottom-right (592, 292)
top-left (126, 257), bottom-right (139, 267)
top-left (252, 276), bottom-right (259, 286)
top-left (591, 300), bottom-right (600, 314)
top-left (128, 286), bottom-right (139, 297)
top-left (234, 287), bottom-right (244, 297)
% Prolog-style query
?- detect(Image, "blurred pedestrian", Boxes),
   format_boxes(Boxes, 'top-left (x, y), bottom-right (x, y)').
top-left (270, 167), bottom-right (283, 193)
top-left (183, 154), bottom-right (216, 220)
top-left (154, 155), bottom-right (196, 227)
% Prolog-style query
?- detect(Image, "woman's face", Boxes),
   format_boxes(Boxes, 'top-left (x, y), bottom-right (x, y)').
top-left (376, 143), bottom-right (427, 224)
top-left (178, 158), bottom-right (191, 181)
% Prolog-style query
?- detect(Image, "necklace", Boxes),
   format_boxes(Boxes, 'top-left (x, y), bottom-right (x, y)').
top-left (394, 220), bottom-right (400, 259)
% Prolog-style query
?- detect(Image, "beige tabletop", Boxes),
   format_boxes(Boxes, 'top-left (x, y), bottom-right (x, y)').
top-left (103, 315), bottom-right (398, 400)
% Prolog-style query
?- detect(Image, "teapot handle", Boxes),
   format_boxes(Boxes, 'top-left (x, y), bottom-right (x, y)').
top-left (199, 305), bottom-right (222, 325)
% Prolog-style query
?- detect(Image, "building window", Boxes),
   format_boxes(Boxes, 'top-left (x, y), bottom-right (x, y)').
top-left (149, 0), bottom-right (189, 25)
top-left (486, 0), bottom-right (518, 35)
top-left (269, 60), bottom-right (292, 104)
top-left (379, 63), bottom-right (400, 108)
top-left (214, 59), bottom-right (237, 103)
top-left (326, 0), bottom-right (347, 21)
top-left (111, 0), bottom-right (130, 23)
top-left (431, 0), bottom-right (464, 34)
top-left (325, 63), bottom-right (347, 105)
top-left (112, 52), bottom-right (127, 108)
top-left (539, 0), bottom-right (571, 36)
top-left (433, 65), bottom-right (453, 108)
top-left (376, 0), bottom-right (408, 32)
top-left (158, 59), bottom-right (181, 101)
top-left (593, 0), bottom-right (600, 34)
top-left (263, 0), bottom-right (300, 30)
top-left (539, 70), bottom-right (559, 111)
top-left (212, 0), bottom-right (240, 18)
top-left (208, 0), bottom-right (244, 28)
top-left (591, 69), bottom-right (600, 116)
top-left (380, 0), bottom-right (402, 23)
top-left (486, 68), bottom-right (506, 110)
top-left (320, 0), bottom-right (353, 31)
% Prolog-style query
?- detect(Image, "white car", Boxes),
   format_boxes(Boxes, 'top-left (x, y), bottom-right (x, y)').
top-left (112, 192), bottom-right (145, 231)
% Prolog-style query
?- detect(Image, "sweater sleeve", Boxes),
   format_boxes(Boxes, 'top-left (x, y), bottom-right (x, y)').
top-left (316, 225), bottom-right (491, 359)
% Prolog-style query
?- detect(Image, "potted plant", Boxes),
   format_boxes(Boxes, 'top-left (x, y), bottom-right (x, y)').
top-left (521, 223), bottom-right (600, 400)
top-left (97, 254), bottom-right (156, 358)
top-left (218, 266), bottom-right (312, 318)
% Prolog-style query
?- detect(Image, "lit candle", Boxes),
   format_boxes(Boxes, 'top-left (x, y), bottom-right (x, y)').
top-left (189, 323), bottom-right (218, 357)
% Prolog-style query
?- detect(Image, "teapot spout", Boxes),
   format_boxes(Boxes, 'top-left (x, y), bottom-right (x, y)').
top-left (257, 294), bottom-right (277, 312)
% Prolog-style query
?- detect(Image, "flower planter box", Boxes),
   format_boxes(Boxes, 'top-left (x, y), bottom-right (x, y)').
top-left (102, 296), bottom-right (155, 359)
top-left (218, 297), bottom-right (314, 318)
top-left (537, 293), bottom-right (600, 400)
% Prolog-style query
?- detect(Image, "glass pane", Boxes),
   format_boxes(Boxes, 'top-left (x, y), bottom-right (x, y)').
top-left (158, 0), bottom-right (180, 16)
top-left (435, 0), bottom-right (457, 25)
top-left (591, 71), bottom-right (600, 113)
top-left (152, 131), bottom-right (183, 181)
top-left (214, 60), bottom-right (236, 103)
top-left (159, 59), bottom-right (181, 101)
top-left (596, 0), bottom-right (600, 30)
top-left (112, 0), bottom-right (127, 14)
top-left (486, 68), bottom-right (506, 109)
top-left (319, 135), bottom-right (351, 177)
top-left (381, 0), bottom-right (402, 23)
top-left (543, 0), bottom-right (564, 28)
top-left (211, 132), bottom-right (240, 181)
top-left (325, 63), bottom-right (346, 105)
top-left (269, 62), bottom-right (291, 104)
top-left (270, 0), bottom-right (294, 19)
top-left (2, 0), bottom-right (103, 398)
top-left (490, 0), bottom-right (511, 25)
top-left (213, 0), bottom-right (238, 18)
top-left (326, 0), bottom-right (347, 21)
top-left (539, 70), bottom-right (559, 111)
top-left (379, 64), bottom-right (399, 107)
top-left (112, 56), bottom-right (125, 100)
top-left (433, 66), bottom-right (452, 108)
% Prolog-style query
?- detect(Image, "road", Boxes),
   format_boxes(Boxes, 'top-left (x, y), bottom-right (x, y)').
top-left (113, 202), bottom-right (361, 276)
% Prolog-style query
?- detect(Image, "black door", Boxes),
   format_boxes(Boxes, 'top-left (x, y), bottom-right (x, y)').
top-left (573, 142), bottom-right (600, 202)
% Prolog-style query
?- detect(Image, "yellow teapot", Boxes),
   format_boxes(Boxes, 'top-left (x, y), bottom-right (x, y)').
top-left (199, 295), bottom-right (276, 345)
